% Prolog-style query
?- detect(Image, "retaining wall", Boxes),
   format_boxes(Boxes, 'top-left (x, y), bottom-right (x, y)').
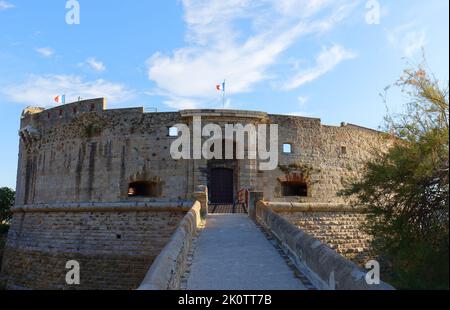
top-left (265, 202), bottom-right (372, 265)
top-left (138, 201), bottom-right (203, 290)
top-left (0, 202), bottom-right (190, 290)
top-left (255, 201), bottom-right (394, 290)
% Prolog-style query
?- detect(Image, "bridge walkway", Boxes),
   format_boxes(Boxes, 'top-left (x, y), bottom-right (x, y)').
top-left (184, 214), bottom-right (309, 290)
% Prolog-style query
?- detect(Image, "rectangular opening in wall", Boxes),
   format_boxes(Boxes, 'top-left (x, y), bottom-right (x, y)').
top-left (283, 143), bottom-right (292, 154)
top-left (281, 182), bottom-right (307, 197)
top-left (128, 181), bottom-right (161, 197)
top-left (341, 146), bottom-right (347, 155)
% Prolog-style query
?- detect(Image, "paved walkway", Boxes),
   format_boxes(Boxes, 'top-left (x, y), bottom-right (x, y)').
top-left (186, 214), bottom-right (306, 290)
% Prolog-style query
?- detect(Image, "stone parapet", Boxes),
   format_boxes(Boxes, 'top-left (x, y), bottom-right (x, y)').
top-left (264, 202), bottom-right (366, 212)
top-left (255, 201), bottom-right (394, 290)
top-left (0, 201), bottom-right (189, 289)
top-left (138, 201), bottom-right (203, 290)
top-left (192, 185), bottom-right (208, 219)
top-left (12, 201), bottom-right (193, 213)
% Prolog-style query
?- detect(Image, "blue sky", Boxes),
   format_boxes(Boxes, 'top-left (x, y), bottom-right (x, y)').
top-left (0, 0), bottom-right (448, 189)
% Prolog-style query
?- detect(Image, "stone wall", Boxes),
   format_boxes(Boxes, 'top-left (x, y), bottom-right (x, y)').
top-left (276, 208), bottom-right (371, 266)
top-left (255, 201), bottom-right (393, 290)
top-left (17, 99), bottom-right (191, 204)
top-left (17, 99), bottom-right (393, 206)
top-left (0, 234), bottom-right (5, 274)
top-left (138, 201), bottom-right (203, 290)
top-left (259, 115), bottom-right (392, 203)
top-left (0, 204), bottom-right (187, 290)
top-left (8, 99), bottom-right (394, 290)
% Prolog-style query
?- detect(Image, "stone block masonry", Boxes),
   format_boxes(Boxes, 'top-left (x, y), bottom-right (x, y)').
top-left (0, 205), bottom-right (186, 290)
top-left (138, 200), bottom-right (203, 290)
top-left (4, 98), bottom-right (395, 289)
top-left (0, 234), bottom-right (5, 273)
top-left (273, 205), bottom-right (372, 266)
top-left (15, 98), bottom-right (394, 206)
top-left (255, 201), bottom-right (394, 290)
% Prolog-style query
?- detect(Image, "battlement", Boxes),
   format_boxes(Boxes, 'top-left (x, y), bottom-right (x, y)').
top-left (20, 98), bottom-right (107, 130)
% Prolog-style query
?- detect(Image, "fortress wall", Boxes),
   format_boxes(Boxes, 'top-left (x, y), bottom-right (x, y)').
top-left (255, 201), bottom-right (394, 290)
top-left (0, 207), bottom-right (186, 290)
top-left (16, 100), bottom-right (191, 204)
top-left (277, 210), bottom-right (372, 266)
top-left (260, 115), bottom-right (390, 203)
top-left (6, 101), bottom-right (394, 290)
top-left (16, 100), bottom-right (391, 205)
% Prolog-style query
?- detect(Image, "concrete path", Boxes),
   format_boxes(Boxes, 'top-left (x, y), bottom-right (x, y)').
top-left (186, 214), bottom-right (306, 290)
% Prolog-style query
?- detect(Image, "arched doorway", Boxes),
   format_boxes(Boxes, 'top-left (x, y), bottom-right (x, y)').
top-left (209, 168), bottom-right (234, 204)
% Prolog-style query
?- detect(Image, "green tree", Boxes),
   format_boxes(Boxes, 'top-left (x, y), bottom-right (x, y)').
top-left (0, 187), bottom-right (15, 232)
top-left (340, 62), bottom-right (449, 290)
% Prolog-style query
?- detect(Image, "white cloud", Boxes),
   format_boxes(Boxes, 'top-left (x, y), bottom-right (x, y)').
top-left (2, 75), bottom-right (134, 106)
top-left (0, 1), bottom-right (14, 10)
top-left (147, 0), bottom-right (358, 109)
top-left (387, 23), bottom-right (427, 58)
top-left (287, 95), bottom-right (312, 116)
top-left (84, 57), bottom-right (106, 72)
top-left (282, 44), bottom-right (356, 90)
top-left (35, 47), bottom-right (54, 58)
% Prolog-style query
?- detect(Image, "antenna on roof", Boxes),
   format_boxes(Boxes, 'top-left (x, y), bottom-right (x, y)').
top-left (144, 107), bottom-right (158, 113)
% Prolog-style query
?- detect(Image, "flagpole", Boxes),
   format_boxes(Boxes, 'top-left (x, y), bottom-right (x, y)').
top-left (222, 79), bottom-right (226, 109)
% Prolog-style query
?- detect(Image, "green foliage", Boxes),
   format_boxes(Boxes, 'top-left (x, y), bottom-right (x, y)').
top-left (340, 61), bottom-right (449, 289)
top-left (0, 187), bottom-right (14, 225)
top-left (83, 123), bottom-right (102, 138)
top-left (278, 163), bottom-right (320, 176)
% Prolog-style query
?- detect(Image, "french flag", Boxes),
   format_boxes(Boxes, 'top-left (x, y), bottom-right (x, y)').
top-left (216, 81), bottom-right (225, 92)
top-left (54, 94), bottom-right (66, 104)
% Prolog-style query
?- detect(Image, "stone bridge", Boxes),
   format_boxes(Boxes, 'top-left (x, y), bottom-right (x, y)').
top-left (137, 187), bottom-right (393, 290)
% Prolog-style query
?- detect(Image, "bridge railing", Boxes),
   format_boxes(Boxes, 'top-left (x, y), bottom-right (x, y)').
top-left (255, 200), bottom-right (395, 290)
top-left (137, 187), bottom-right (207, 290)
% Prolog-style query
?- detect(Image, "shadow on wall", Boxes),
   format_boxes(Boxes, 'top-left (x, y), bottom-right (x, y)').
top-left (0, 231), bottom-right (7, 289)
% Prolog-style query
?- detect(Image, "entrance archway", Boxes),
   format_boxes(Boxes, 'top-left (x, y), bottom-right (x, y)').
top-left (209, 168), bottom-right (234, 204)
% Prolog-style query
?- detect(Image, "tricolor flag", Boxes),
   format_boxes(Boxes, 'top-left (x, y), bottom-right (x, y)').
top-left (216, 80), bottom-right (225, 92)
top-left (54, 95), bottom-right (66, 104)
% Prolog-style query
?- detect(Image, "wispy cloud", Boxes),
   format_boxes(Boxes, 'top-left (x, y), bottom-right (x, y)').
top-left (298, 96), bottom-right (309, 106)
top-left (2, 75), bottom-right (134, 106)
top-left (35, 47), bottom-right (54, 58)
top-left (282, 44), bottom-right (356, 90)
top-left (387, 23), bottom-right (427, 58)
top-left (146, 0), bottom-right (358, 109)
top-left (287, 95), bottom-right (313, 116)
top-left (84, 57), bottom-right (106, 72)
top-left (0, 1), bottom-right (14, 10)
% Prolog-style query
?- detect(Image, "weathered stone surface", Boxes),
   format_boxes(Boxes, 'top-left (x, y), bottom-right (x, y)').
top-left (0, 209), bottom-right (185, 289)
top-left (3, 98), bottom-right (394, 290)
top-left (255, 201), bottom-right (394, 290)
top-left (138, 201), bottom-right (203, 290)
top-left (0, 234), bottom-right (5, 273)
top-left (14, 98), bottom-right (393, 206)
top-left (278, 210), bottom-right (372, 265)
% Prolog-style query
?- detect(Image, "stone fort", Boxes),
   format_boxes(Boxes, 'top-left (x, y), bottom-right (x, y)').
top-left (0, 98), bottom-right (394, 290)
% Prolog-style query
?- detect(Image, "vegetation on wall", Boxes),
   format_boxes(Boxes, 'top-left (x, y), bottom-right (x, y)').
top-left (278, 163), bottom-right (320, 177)
top-left (83, 123), bottom-right (103, 138)
top-left (340, 61), bottom-right (449, 289)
